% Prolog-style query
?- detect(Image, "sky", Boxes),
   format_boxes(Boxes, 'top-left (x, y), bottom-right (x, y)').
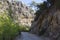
top-left (10, 0), bottom-right (46, 10)
top-left (15, 0), bottom-right (46, 6)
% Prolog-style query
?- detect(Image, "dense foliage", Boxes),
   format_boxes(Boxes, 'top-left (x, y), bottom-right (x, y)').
top-left (34, 1), bottom-right (48, 21)
top-left (34, 0), bottom-right (60, 21)
top-left (0, 11), bottom-right (20, 40)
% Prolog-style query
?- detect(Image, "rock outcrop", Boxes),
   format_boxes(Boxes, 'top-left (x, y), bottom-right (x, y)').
top-left (10, 1), bottom-right (35, 26)
top-left (31, 0), bottom-right (60, 40)
top-left (0, 0), bottom-right (34, 26)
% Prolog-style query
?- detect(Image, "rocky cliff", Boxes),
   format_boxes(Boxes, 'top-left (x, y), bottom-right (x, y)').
top-left (31, 0), bottom-right (60, 40)
top-left (0, 0), bottom-right (34, 26)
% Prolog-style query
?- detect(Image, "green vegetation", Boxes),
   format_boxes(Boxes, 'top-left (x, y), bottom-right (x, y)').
top-left (34, 1), bottom-right (48, 21)
top-left (0, 11), bottom-right (20, 40)
top-left (19, 25), bottom-right (30, 32)
top-left (0, 11), bottom-right (30, 40)
top-left (0, 1), bottom-right (31, 40)
top-left (34, 0), bottom-right (60, 21)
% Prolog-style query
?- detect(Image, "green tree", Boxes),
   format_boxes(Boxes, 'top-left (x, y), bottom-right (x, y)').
top-left (34, 1), bottom-right (48, 21)
top-left (47, 0), bottom-right (55, 5)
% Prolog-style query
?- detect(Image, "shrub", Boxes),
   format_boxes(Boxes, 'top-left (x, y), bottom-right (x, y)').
top-left (19, 25), bottom-right (30, 32)
top-left (0, 12), bottom-right (20, 40)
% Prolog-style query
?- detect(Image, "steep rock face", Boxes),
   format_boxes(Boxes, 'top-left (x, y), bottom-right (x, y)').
top-left (31, 1), bottom-right (60, 40)
top-left (0, 0), bottom-right (34, 26)
top-left (10, 1), bottom-right (34, 26)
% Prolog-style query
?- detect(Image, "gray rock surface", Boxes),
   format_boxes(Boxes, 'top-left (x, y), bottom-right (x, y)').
top-left (15, 32), bottom-right (51, 40)
top-left (30, 0), bottom-right (60, 40)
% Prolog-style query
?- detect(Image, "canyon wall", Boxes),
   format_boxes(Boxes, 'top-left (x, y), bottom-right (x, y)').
top-left (0, 0), bottom-right (34, 26)
top-left (31, 0), bottom-right (60, 40)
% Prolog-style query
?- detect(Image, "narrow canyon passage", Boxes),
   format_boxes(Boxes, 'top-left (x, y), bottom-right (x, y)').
top-left (15, 32), bottom-right (51, 40)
